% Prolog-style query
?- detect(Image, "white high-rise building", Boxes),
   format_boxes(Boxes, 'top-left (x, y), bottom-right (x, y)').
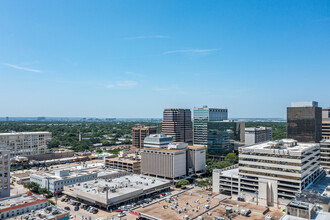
top-left (0, 132), bottom-right (51, 157)
top-left (245, 127), bottom-right (272, 146)
top-left (213, 139), bottom-right (323, 207)
top-left (0, 150), bottom-right (10, 198)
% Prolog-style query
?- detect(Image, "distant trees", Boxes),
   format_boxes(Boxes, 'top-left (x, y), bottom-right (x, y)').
top-left (225, 153), bottom-right (238, 163)
top-left (245, 122), bottom-right (286, 140)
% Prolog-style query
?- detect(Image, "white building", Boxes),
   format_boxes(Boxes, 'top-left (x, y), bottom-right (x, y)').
top-left (0, 150), bottom-right (10, 198)
top-left (63, 175), bottom-right (171, 210)
top-left (320, 140), bottom-right (330, 173)
top-left (0, 192), bottom-right (49, 219)
top-left (213, 139), bottom-right (324, 207)
top-left (141, 143), bottom-right (206, 179)
top-left (245, 127), bottom-right (272, 146)
top-left (143, 134), bottom-right (173, 148)
top-left (0, 132), bottom-right (51, 157)
top-left (30, 162), bottom-right (104, 193)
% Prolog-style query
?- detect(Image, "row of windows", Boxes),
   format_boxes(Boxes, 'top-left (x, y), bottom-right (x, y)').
top-left (239, 169), bottom-right (301, 181)
top-left (239, 164), bottom-right (301, 174)
top-left (240, 152), bottom-right (301, 159)
top-left (239, 158), bottom-right (302, 166)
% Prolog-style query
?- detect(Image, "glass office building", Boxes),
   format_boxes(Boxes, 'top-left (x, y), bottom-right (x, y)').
top-left (207, 121), bottom-right (245, 156)
top-left (193, 106), bottom-right (228, 145)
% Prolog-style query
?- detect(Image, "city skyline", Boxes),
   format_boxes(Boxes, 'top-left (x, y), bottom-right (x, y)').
top-left (1, 1), bottom-right (329, 118)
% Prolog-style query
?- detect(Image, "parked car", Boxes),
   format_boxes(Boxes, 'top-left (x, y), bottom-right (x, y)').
top-left (114, 209), bottom-right (123, 212)
top-left (64, 207), bottom-right (70, 211)
top-left (74, 206), bottom-right (79, 211)
top-left (117, 213), bottom-right (126, 217)
top-left (61, 198), bottom-right (65, 202)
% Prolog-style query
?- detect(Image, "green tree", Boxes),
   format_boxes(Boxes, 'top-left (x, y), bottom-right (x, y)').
top-left (175, 179), bottom-right (190, 188)
top-left (225, 153), bottom-right (238, 163)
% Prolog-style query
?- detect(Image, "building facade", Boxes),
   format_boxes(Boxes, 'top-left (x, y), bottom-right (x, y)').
top-left (141, 147), bottom-right (187, 179)
top-left (322, 108), bottom-right (330, 140)
top-left (104, 157), bottom-right (141, 174)
top-left (0, 192), bottom-right (49, 219)
top-left (193, 106), bottom-right (228, 146)
top-left (187, 146), bottom-right (206, 174)
top-left (207, 121), bottom-right (245, 156)
top-left (162, 109), bottom-right (192, 144)
top-left (0, 132), bottom-right (52, 157)
top-left (132, 125), bottom-right (157, 150)
top-left (287, 102), bottom-right (322, 143)
top-left (245, 127), bottom-right (272, 146)
top-left (143, 134), bottom-right (173, 148)
top-left (213, 139), bottom-right (323, 207)
top-left (0, 150), bottom-right (10, 198)
top-left (320, 140), bottom-right (330, 173)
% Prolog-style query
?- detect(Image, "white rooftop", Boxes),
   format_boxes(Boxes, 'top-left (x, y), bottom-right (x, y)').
top-left (241, 139), bottom-right (319, 155)
top-left (0, 131), bottom-right (51, 136)
top-left (64, 175), bottom-right (170, 203)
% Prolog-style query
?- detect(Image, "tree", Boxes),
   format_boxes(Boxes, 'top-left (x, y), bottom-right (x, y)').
top-left (195, 178), bottom-right (212, 190)
top-left (96, 148), bottom-right (103, 153)
top-left (225, 153), bottom-right (238, 163)
top-left (175, 179), bottom-right (190, 188)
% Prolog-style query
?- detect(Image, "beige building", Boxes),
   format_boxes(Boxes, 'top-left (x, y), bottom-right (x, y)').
top-left (322, 108), bottom-right (330, 140)
top-left (320, 140), bottom-right (330, 173)
top-left (104, 157), bottom-right (141, 174)
top-left (141, 143), bottom-right (206, 179)
top-left (132, 125), bottom-right (157, 150)
top-left (0, 132), bottom-right (51, 157)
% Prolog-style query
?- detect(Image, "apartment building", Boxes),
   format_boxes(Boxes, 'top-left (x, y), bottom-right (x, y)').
top-left (322, 108), bottom-right (330, 140)
top-left (193, 106), bottom-right (228, 145)
top-left (0, 132), bottom-right (51, 157)
top-left (143, 134), bottom-right (173, 148)
top-left (213, 139), bottom-right (323, 207)
top-left (320, 140), bottom-right (330, 173)
top-left (162, 109), bottom-right (192, 144)
top-left (245, 127), bottom-right (272, 146)
top-left (287, 101), bottom-right (322, 143)
top-left (132, 125), bottom-right (157, 150)
top-left (104, 157), bottom-right (141, 174)
top-left (0, 150), bottom-right (10, 198)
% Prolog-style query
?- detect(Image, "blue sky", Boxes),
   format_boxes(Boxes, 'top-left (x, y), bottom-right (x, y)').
top-left (0, 0), bottom-right (329, 118)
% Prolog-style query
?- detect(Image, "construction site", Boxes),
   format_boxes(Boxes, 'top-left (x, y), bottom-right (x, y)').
top-left (134, 188), bottom-right (284, 220)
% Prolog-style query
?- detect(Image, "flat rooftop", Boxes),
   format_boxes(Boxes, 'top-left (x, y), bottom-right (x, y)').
top-left (106, 157), bottom-right (140, 163)
top-left (281, 212), bottom-right (330, 220)
top-left (0, 131), bottom-right (51, 136)
top-left (142, 147), bottom-right (186, 153)
top-left (220, 168), bottom-right (239, 178)
top-left (0, 193), bottom-right (47, 212)
top-left (64, 175), bottom-right (171, 202)
top-left (242, 139), bottom-right (318, 155)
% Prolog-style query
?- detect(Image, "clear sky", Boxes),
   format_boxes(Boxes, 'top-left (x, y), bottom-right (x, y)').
top-left (1, 0), bottom-right (329, 118)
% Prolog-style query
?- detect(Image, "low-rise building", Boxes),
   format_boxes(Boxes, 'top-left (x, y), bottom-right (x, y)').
top-left (213, 139), bottom-right (324, 207)
top-left (143, 134), bottom-right (173, 148)
top-left (104, 157), bottom-right (141, 174)
top-left (30, 162), bottom-right (105, 193)
top-left (245, 127), bottom-right (272, 146)
top-left (0, 192), bottom-right (49, 219)
top-left (63, 175), bottom-right (171, 210)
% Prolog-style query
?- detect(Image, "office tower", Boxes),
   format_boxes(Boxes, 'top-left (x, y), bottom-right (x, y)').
top-left (245, 127), bottom-right (272, 146)
top-left (0, 150), bottom-right (10, 198)
top-left (320, 140), bottom-right (330, 173)
top-left (193, 106), bottom-right (228, 145)
top-left (207, 121), bottom-right (245, 156)
top-left (322, 108), bottom-right (330, 140)
top-left (132, 125), bottom-right (157, 150)
top-left (143, 134), bottom-right (173, 148)
top-left (287, 101), bottom-right (322, 143)
top-left (0, 132), bottom-right (52, 157)
top-left (141, 143), bottom-right (205, 179)
top-left (213, 139), bottom-right (323, 207)
top-left (162, 109), bottom-right (192, 143)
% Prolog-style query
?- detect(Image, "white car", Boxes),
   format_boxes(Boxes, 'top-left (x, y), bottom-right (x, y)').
top-left (117, 212), bottom-right (126, 217)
